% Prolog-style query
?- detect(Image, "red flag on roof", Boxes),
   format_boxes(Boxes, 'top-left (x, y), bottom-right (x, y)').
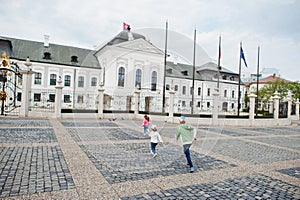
top-left (123, 22), bottom-right (130, 31)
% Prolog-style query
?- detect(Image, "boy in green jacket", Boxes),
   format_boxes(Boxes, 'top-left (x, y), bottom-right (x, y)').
top-left (176, 116), bottom-right (197, 173)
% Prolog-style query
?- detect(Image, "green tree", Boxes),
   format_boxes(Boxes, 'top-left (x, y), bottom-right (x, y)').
top-left (259, 80), bottom-right (300, 100)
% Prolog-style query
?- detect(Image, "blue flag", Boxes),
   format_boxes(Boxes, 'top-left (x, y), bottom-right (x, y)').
top-left (240, 47), bottom-right (248, 67)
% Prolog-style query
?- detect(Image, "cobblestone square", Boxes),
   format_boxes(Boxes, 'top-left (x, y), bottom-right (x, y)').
top-left (121, 174), bottom-right (300, 199)
top-left (0, 117), bottom-right (299, 199)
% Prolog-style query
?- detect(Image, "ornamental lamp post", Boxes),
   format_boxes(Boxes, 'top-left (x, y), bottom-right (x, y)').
top-left (0, 52), bottom-right (10, 115)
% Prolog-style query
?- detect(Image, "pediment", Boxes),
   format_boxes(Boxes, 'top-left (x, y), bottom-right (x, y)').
top-left (114, 38), bottom-right (164, 55)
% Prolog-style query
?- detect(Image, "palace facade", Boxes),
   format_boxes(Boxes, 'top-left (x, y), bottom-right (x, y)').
top-left (0, 30), bottom-right (245, 114)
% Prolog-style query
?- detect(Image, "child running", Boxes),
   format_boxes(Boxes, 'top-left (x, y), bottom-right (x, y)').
top-left (147, 124), bottom-right (163, 158)
top-left (142, 115), bottom-right (150, 135)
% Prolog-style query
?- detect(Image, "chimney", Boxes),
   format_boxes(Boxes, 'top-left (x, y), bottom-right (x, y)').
top-left (44, 35), bottom-right (50, 47)
top-left (173, 56), bottom-right (178, 65)
top-left (128, 32), bottom-right (134, 41)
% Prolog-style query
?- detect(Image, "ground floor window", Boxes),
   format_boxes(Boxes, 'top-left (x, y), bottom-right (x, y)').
top-left (64, 95), bottom-right (71, 103)
top-left (77, 95), bottom-right (84, 103)
top-left (48, 94), bottom-right (55, 102)
top-left (34, 93), bottom-right (41, 102)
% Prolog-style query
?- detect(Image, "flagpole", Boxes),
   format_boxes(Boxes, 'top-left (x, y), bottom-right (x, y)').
top-left (162, 20), bottom-right (168, 113)
top-left (191, 29), bottom-right (196, 115)
top-left (217, 35), bottom-right (221, 90)
top-left (237, 42), bottom-right (242, 117)
top-left (256, 46), bottom-right (260, 116)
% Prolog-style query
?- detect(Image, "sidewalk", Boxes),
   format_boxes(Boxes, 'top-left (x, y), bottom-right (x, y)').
top-left (0, 117), bottom-right (299, 199)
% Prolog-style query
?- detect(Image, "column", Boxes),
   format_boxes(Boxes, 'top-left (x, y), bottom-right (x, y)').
top-left (295, 98), bottom-right (299, 120)
top-left (168, 89), bottom-right (175, 122)
top-left (269, 99), bottom-right (273, 114)
top-left (134, 86), bottom-right (141, 119)
top-left (249, 93), bottom-right (257, 120)
top-left (55, 77), bottom-right (63, 118)
top-left (212, 89), bottom-right (219, 126)
top-left (19, 58), bottom-right (34, 117)
top-left (273, 91), bottom-right (280, 120)
top-left (97, 83), bottom-right (104, 119)
top-left (287, 91), bottom-right (293, 119)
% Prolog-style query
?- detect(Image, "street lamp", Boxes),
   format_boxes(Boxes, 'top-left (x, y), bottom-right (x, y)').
top-left (0, 52), bottom-right (10, 115)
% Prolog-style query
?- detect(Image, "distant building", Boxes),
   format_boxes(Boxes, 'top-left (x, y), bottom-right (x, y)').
top-left (244, 73), bottom-right (291, 95)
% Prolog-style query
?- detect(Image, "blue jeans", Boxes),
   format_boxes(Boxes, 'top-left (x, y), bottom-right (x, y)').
top-left (183, 144), bottom-right (193, 167)
top-left (144, 126), bottom-right (149, 134)
top-left (151, 142), bottom-right (158, 154)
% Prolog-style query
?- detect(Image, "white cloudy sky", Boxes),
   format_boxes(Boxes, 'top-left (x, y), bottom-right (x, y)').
top-left (1, 0), bottom-right (299, 81)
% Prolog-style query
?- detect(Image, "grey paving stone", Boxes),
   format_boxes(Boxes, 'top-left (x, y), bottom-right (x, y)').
top-left (122, 174), bottom-right (300, 199)
top-left (0, 118), bottom-right (52, 127)
top-left (80, 142), bottom-right (235, 183)
top-left (0, 146), bottom-right (75, 198)
top-left (67, 127), bottom-right (148, 142)
top-left (0, 128), bottom-right (57, 143)
top-left (61, 121), bottom-right (118, 127)
top-left (196, 139), bottom-right (300, 164)
top-left (278, 167), bottom-right (300, 179)
top-left (248, 136), bottom-right (300, 150)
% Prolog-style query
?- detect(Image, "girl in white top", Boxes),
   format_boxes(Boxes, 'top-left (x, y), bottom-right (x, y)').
top-left (148, 124), bottom-right (163, 158)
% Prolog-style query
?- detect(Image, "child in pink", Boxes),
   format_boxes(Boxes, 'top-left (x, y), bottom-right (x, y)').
top-left (142, 115), bottom-right (150, 135)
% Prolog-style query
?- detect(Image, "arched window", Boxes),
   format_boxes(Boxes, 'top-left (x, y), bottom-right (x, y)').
top-left (232, 90), bottom-right (235, 98)
top-left (151, 71), bottom-right (157, 91)
top-left (64, 75), bottom-right (71, 86)
top-left (118, 67), bottom-right (125, 87)
top-left (174, 85), bottom-right (178, 91)
top-left (43, 52), bottom-right (51, 60)
top-left (182, 86), bottom-right (186, 95)
top-left (224, 89), bottom-right (227, 97)
top-left (135, 69), bottom-right (142, 87)
top-left (166, 84), bottom-right (170, 90)
top-left (197, 87), bottom-right (201, 96)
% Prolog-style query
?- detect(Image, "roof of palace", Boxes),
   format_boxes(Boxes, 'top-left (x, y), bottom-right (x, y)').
top-left (0, 36), bottom-right (100, 69)
top-left (166, 61), bottom-right (239, 82)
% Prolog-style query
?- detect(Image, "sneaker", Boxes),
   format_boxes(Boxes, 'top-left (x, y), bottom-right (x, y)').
top-left (190, 167), bottom-right (194, 173)
top-left (153, 153), bottom-right (157, 158)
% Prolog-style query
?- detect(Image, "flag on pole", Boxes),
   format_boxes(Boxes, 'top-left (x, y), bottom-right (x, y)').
top-left (240, 46), bottom-right (248, 67)
top-left (123, 22), bottom-right (130, 31)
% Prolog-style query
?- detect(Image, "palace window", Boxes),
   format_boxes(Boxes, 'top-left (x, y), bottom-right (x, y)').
top-left (174, 85), bottom-right (178, 91)
top-left (77, 95), bottom-right (84, 103)
top-left (198, 87), bottom-right (201, 96)
top-left (34, 72), bottom-right (42, 85)
top-left (64, 95), bottom-right (71, 103)
top-left (34, 93), bottom-right (41, 102)
top-left (151, 71), bottom-right (157, 91)
top-left (182, 86), bottom-right (186, 95)
top-left (78, 76), bottom-right (84, 87)
top-left (118, 67), bottom-right (125, 87)
top-left (135, 69), bottom-right (142, 87)
top-left (48, 94), bottom-right (55, 102)
top-left (91, 77), bottom-right (97, 86)
top-left (64, 75), bottom-right (71, 86)
top-left (71, 56), bottom-right (78, 63)
top-left (166, 84), bottom-right (170, 90)
top-left (43, 52), bottom-right (51, 60)
top-left (50, 74), bottom-right (56, 85)
top-left (224, 89), bottom-right (227, 98)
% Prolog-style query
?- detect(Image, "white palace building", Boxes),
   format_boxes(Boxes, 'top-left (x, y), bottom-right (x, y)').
top-left (0, 30), bottom-right (245, 115)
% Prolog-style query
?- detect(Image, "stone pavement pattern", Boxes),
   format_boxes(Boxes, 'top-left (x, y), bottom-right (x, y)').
top-left (0, 117), bottom-right (299, 199)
